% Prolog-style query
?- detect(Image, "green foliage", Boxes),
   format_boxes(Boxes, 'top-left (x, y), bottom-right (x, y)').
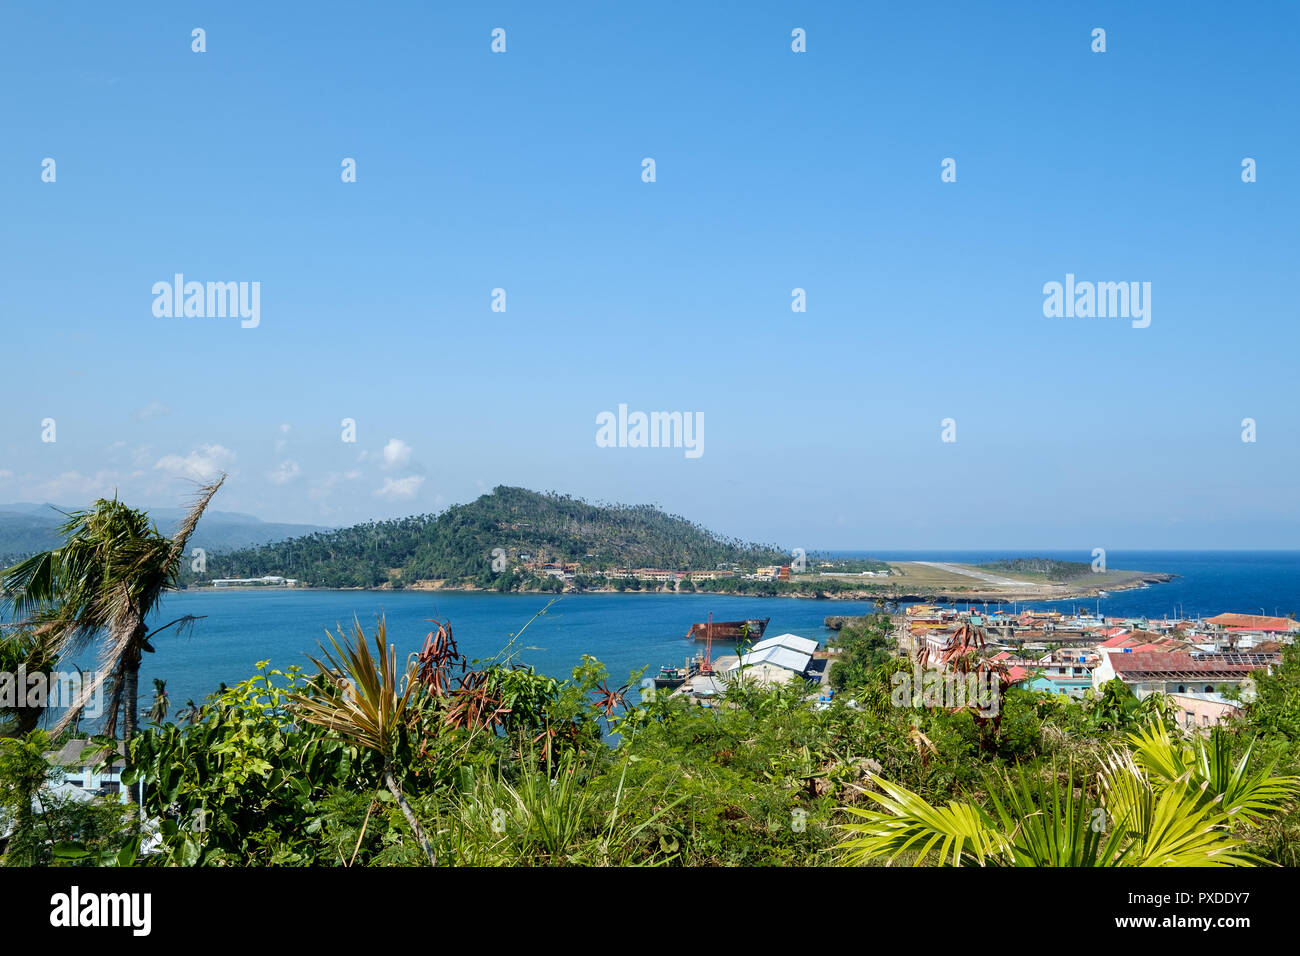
top-left (0, 626), bottom-right (57, 737)
top-left (839, 722), bottom-right (1299, 867)
top-left (441, 746), bottom-right (684, 866)
top-left (1077, 679), bottom-right (1177, 733)
top-left (1240, 642), bottom-right (1300, 740)
top-left (125, 663), bottom-right (380, 865)
top-left (0, 730), bottom-right (132, 866)
top-left (827, 614), bottom-right (895, 693)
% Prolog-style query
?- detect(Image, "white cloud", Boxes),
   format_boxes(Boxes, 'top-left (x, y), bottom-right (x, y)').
top-left (131, 401), bottom-right (171, 421)
top-left (154, 444), bottom-right (236, 481)
top-left (268, 460), bottom-right (302, 485)
top-left (374, 475), bottom-right (424, 500)
top-left (31, 470), bottom-right (123, 500)
top-left (0, 470), bottom-right (13, 480)
top-left (381, 438), bottom-right (412, 469)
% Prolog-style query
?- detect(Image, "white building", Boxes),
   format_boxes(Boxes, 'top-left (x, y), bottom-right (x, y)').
top-left (751, 633), bottom-right (819, 656)
top-left (723, 633), bottom-right (816, 686)
top-left (212, 575), bottom-right (298, 588)
top-left (47, 738), bottom-right (127, 800)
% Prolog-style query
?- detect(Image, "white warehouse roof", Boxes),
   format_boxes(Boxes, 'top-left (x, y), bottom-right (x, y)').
top-left (751, 633), bottom-right (819, 655)
top-left (725, 645), bottom-right (812, 675)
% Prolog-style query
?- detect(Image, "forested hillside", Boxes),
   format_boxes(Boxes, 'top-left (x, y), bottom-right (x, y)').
top-left (184, 486), bottom-right (787, 588)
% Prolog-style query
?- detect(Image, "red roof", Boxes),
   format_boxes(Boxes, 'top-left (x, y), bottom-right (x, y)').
top-left (1006, 666), bottom-right (1030, 683)
top-left (1206, 613), bottom-right (1295, 632)
top-left (1111, 653), bottom-right (1265, 678)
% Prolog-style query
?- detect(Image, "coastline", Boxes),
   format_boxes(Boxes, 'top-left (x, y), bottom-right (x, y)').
top-left (186, 569), bottom-right (1175, 604)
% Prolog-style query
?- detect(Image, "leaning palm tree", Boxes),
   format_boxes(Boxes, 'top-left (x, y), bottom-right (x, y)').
top-left (0, 477), bottom-right (224, 764)
top-left (288, 616), bottom-right (437, 865)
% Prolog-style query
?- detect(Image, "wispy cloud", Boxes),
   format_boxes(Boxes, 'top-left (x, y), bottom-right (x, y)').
top-left (268, 460), bottom-right (302, 485)
top-left (374, 475), bottom-right (424, 500)
top-left (131, 401), bottom-right (171, 422)
top-left (31, 470), bottom-right (123, 501)
top-left (154, 444), bottom-right (236, 481)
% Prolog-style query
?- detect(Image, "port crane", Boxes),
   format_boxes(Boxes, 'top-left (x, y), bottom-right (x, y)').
top-left (700, 612), bottom-right (714, 674)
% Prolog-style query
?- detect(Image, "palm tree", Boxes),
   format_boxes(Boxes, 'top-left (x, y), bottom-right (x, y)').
top-left (289, 616), bottom-right (437, 865)
top-left (176, 698), bottom-right (202, 726)
top-left (838, 721), bottom-right (1299, 866)
top-left (0, 477), bottom-right (224, 788)
top-left (147, 679), bottom-right (169, 724)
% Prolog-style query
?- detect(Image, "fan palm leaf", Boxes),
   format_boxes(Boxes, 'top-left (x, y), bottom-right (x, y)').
top-left (839, 777), bottom-right (1011, 866)
top-left (1097, 749), bottom-right (1263, 866)
top-left (838, 721), bottom-right (1295, 867)
top-left (1126, 722), bottom-right (1300, 826)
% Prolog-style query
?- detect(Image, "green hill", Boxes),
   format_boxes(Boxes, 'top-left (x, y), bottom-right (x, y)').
top-left (184, 486), bottom-right (788, 589)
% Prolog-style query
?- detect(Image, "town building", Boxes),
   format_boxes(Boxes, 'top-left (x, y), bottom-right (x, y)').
top-left (1094, 651), bottom-right (1277, 697)
top-left (722, 633), bottom-right (818, 686)
top-left (1167, 692), bottom-right (1242, 730)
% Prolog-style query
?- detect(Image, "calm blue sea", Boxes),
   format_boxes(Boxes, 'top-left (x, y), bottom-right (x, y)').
top-left (843, 550), bottom-right (1300, 621)
top-left (21, 551), bottom-right (1300, 722)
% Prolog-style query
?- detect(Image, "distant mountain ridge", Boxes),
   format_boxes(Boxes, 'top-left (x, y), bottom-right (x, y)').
top-left (0, 503), bottom-right (333, 562)
top-left (185, 486), bottom-right (788, 588)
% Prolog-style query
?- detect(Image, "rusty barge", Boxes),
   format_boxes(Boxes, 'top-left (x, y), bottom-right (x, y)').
top-left (684, 617), bottom-right (770, 642)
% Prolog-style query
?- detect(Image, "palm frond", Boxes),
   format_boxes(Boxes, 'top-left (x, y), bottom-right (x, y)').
top-left (987, 762), bottom-right (1132, 867)
top-left (1099, 749), bottom-right (1264, 867)
top-left (163, 476), bottom-right (226, 571)
top-left (0, 551), bottom-right (57, 618)
top-left (838, 777), bottom-right (1010, 866)
top-left (1128, 721), bottom-right (1300, 826)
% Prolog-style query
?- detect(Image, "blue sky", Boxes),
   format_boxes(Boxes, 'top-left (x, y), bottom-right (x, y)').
top-left (1, 1), bottom-right (1297, 550)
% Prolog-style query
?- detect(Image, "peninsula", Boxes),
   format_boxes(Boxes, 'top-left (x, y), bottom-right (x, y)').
top-left (180, 487), bottom-right (1171, 602)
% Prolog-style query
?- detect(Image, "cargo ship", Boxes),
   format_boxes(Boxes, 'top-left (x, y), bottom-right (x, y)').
top-left (684, 617), bottom-right (770, 642)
